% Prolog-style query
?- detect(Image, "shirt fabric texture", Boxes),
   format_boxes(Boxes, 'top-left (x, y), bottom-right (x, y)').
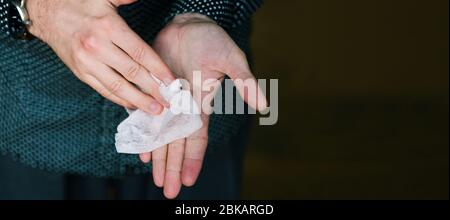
top-left (0, 0), bottom-right (262, 177)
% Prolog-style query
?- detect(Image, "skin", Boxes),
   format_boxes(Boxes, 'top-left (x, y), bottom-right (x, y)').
top-left (26, 0), bottom-right (174, 113)
top-left (26, 0), bottom-right (267, 199)
top-left (146, 13), bottom-right (268, 199)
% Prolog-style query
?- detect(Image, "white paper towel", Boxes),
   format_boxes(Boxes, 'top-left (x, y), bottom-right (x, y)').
top-left (115, 79), bottom-right (203, 154)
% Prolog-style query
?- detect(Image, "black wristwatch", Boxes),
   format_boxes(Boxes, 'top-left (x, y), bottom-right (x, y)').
top-left (8, 0), bottom-right (34, 40)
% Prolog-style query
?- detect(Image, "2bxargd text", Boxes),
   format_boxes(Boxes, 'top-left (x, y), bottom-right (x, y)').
top-left (175, 204), bottom-right (274, 217)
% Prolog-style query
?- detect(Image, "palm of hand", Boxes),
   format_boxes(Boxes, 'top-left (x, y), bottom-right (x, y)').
top-left (154, 18), bottom-right (236, 82)
top-left (141, 14), bottom-right (266, 199)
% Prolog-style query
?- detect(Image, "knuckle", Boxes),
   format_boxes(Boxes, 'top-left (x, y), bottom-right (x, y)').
top-left (188, 135), bottom-right (208, 142)
top-left (76, 32), bottom-right (99, 53)
top-left (124, 64), bottom-right (141, 81)
top-left (131, 46), bottom-right (146, 63)
top-left (170, 142), bottom-right (184, 150)
top-left (108, 79), bottom-right (124, 94)
top-left (167, 167), bottom-right (181, 173)
top-left (99, 87), bottom-right (113, 99)
top-left (121, 102), bottom-right (135, 109)
top-left (96, 16), bottom-right (115, 33)
top-left (92, 83), bottom-right (115, 101)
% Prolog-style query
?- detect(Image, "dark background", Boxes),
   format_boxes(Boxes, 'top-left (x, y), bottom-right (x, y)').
top-left (242, 0), bottom-right (449, 199)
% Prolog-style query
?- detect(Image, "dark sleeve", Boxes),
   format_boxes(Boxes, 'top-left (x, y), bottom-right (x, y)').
top-left (165, 0), bottom-right (263, 30)
top-left (1, 0), bottom-right (264, 36)
top-left (0, 0), bottom-right (9, 35)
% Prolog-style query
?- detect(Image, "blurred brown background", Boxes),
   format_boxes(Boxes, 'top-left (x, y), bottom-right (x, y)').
top-left (242, 0), bottom-right (449, 199)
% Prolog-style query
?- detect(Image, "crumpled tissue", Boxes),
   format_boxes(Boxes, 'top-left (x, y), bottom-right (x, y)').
top-left (115, 79), bottom-right (203, 154)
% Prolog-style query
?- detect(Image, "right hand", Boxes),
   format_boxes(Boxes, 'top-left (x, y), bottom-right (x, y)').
top-left (27, 0), bottom-right (175, 114)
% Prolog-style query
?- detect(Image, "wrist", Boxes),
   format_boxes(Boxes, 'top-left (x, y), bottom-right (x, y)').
top-left (25, 0), bottom-right (42, 37)
top-left (26, 0), bottom-right (57, 41)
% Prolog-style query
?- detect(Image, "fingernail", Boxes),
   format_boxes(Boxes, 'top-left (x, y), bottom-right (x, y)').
top-left (163, 100), bottom-right (171, 108)
top-left (150, 100), bottom-right (162, 114)
top-left (258, 97), bottom-right (268, 112)
top-left (139, 154), bottom-right (150, 163)
top-left (257, 88), bottom-right (269, 112)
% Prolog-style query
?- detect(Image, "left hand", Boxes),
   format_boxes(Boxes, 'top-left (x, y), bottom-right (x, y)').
top-left (140, 13), bottom-right (267, 199)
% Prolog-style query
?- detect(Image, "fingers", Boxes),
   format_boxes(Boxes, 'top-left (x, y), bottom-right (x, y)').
top-left (182, 115), bottom-right (209, 187)
top-left (98, 43), bottom-right (169, 107)
top-left (82, 58), bottom-right (163, 115)
top-left (164, 139), bottom-right (186, 199)
top-left (147, 123), bottom-right (207, 198)
top-left (71, 14), bottom-right (170, 110)
top-left (151, 138), bottom-right (187, 199)
top-left (110, 19), bottom-right (175, 85)
top-left (221, 46), bottom-right (268, 112)
top-left (232, 72), bottom-right (268, 112)
top-left (152, 145), bottom-right (168, 187)
top-left (139, 152), bottom-right (151, 164)
top-left (80, 74), bottom-right (135, 109)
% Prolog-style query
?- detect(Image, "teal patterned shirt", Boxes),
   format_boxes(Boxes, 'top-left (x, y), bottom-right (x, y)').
top-left (0, 0), bottom-right (262, 177)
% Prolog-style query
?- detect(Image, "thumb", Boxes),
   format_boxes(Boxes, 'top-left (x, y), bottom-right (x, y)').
top-left (222, 47), bottom-right (268, 112)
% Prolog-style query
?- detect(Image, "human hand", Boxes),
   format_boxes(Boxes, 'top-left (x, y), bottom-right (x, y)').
top-left (140, 13), bottom-right (267, 199)
top-left (27, 0), bottom-right (174, 114)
